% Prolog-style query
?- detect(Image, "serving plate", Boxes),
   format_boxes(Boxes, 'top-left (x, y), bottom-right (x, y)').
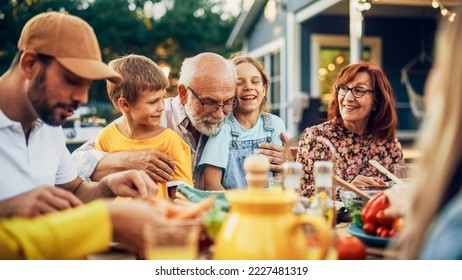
top-left (347, 224), bottom-right (392, 248)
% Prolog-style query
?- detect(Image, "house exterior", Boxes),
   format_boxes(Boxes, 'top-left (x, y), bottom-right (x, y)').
top-left (227, 0), bottom-right (452, 142)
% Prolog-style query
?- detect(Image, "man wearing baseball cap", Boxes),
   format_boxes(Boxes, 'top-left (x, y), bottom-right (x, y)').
top-left (0, 11), bottom-right (158, 217)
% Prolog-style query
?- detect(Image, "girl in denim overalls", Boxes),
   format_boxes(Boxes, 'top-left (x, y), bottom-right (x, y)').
top-left (199, 54), bottom-right (286, 190)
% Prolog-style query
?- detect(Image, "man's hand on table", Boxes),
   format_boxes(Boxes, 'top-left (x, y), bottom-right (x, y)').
top-left (0, 186), bottom-right (82, 218)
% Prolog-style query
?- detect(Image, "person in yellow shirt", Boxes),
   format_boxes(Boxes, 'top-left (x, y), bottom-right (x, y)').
top-left (0, 199), bottom-right (166, 259)
top-left (95, 54), bottom-right (193, 199)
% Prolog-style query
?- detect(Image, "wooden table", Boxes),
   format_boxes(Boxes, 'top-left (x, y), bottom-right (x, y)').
top-left (88, 195), bottom-right (395, 260)
top-left (89, 224), bottom-right (396, 260)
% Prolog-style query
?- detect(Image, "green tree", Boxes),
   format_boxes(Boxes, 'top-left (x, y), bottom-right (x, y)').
top-left (0, 0), bottom-right (239, 118)
top-left (150, 0), bottom-right (239, 93)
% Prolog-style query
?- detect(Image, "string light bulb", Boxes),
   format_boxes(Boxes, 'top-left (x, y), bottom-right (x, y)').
top-left (355, 0), bottom-right (372, 12)
top-left (432, 1), bottom-right (456, 22)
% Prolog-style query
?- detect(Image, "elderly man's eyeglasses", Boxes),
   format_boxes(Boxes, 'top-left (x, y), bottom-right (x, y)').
top-left (187, 87), bottom-right (238, 113)
top-left (335, 84), bottom-right (374, 98)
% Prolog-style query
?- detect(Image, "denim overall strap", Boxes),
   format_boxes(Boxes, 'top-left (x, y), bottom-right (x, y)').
top-left (262, 113), bottom-right (275, 180)
top-left (262, 113), bottom-right (274, 143)
top-left (229, 116), bottom-right (239, 149)
top-left (222, 115), bottom-right (276, 189)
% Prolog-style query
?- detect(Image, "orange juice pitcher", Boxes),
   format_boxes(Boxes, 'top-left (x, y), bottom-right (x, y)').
top-left (213, 155), bottom-right (332, 260)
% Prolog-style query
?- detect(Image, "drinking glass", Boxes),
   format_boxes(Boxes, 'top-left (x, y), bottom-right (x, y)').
top-left (305, 227), bottom-right (338, 260)
top-left (144, 220), bottom-right (201, 260)
top-left (394, 163), bottom-right (417, 183)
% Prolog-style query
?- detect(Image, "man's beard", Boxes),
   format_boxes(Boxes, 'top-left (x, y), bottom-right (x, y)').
top-left (184, 100), bottom-right (227, 136)
top-left (27, 66), bottom-right (79, 127)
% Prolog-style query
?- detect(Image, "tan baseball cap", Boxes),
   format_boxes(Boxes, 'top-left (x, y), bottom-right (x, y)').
top-left (18, 11), bottom-right (123, 83)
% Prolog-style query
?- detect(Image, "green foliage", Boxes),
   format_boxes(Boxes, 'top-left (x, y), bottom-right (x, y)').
top-left (203, 205), bottom-right (228, 240)
top-left (0, 0), bottom-right (240, 112)
top-left (147, 0), bottom-right (239, 95)
top-left (347, 201), bottom-right (365, 227)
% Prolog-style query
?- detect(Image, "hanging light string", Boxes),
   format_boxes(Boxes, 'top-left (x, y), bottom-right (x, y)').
top-left (356, 1), bottom-right (456, 21)
top-left (355, 0), bottom-right (372, 12)
top-left (432, 0), bottom-right (456, 22)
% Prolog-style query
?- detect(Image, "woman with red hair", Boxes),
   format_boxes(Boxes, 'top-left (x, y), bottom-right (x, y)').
top-left (296, 61), bottom-right (404, 198)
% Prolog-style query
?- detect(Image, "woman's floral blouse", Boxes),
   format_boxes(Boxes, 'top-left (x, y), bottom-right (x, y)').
top-left (296, 117), bottom-right (404, 198)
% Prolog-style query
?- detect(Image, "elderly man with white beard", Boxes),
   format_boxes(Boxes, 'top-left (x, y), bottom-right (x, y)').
top-left (72, 52), bottom-right (291, 189)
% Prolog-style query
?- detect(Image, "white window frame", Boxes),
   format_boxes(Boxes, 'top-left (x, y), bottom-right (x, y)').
top-left (248, 38), bottom-right (286, 115)
top-left (310, 34), bottom-right (382, 98)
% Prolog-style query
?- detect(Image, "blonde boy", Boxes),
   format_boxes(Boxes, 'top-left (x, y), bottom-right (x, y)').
top-left (95, 54), bottom-right (192, 198)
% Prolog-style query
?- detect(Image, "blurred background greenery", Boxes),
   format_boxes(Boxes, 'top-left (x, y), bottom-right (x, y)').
top-left (0, 0), bottom-right (241, 123)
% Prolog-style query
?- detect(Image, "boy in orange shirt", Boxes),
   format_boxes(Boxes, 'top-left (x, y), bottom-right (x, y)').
top-left (95, 54), bottom-right (192, 198)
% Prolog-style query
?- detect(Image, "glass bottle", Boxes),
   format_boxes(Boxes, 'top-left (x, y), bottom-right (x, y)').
top-left (308, 161), bottom-right (336, 227)
top-left (281, 162), bottom-right (302, 192)
top-left (281, 162), bottom-right (307, 214)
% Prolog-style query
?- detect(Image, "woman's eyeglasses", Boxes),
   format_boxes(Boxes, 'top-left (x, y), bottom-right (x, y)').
top-left (187, 86), bottom-right (238, 113)
top-left (335, 84), bottom-right (374, 98)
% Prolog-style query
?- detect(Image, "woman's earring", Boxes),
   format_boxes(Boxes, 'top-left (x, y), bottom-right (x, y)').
top-left (372, 106), bottom-right (376, 111)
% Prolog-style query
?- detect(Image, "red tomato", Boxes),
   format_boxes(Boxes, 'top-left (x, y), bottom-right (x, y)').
top-left (389, 228), bottom-right (398, 237)
top-left (376, 210), bottom-right (394, 227)
top-left (336, 236), bottom-right (367, 260)
top-left (362, 223), bottom-right (378, 236)
top-left (379, 228), bottom-right (390, 238)
top-left (376, 226), bottom-right (386, 236)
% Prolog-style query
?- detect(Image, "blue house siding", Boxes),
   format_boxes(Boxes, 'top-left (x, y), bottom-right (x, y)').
top-left (245, 0), bottom-right (316, 50)
top-left (286, 0), bottom-right (315, 13)
top-left (247, 10), bottom-right (286, 50)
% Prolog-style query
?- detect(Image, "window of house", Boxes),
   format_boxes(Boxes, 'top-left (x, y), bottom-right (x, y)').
top-left (269, 50), bottom-right (281, 106)
top-left (257, 49), bottom-right (282, 115)
top-left (310, 34), bottom-right (382, 107)
top-left (318, 47), bottom-right (372, 107)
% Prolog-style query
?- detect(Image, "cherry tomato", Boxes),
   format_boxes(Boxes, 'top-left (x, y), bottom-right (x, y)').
top-left (336, 236), bottom-right (367, 260)
top-left (376, 226), bottom-right (386, 236)
top-left (389, 228), bottom-right (398, 237)
top-left (362, 223), bottom-right (378, 236)
top-left (376, 210), bottom-right (394, 227)
top-left (379, 228), bottom-right (390, 238)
